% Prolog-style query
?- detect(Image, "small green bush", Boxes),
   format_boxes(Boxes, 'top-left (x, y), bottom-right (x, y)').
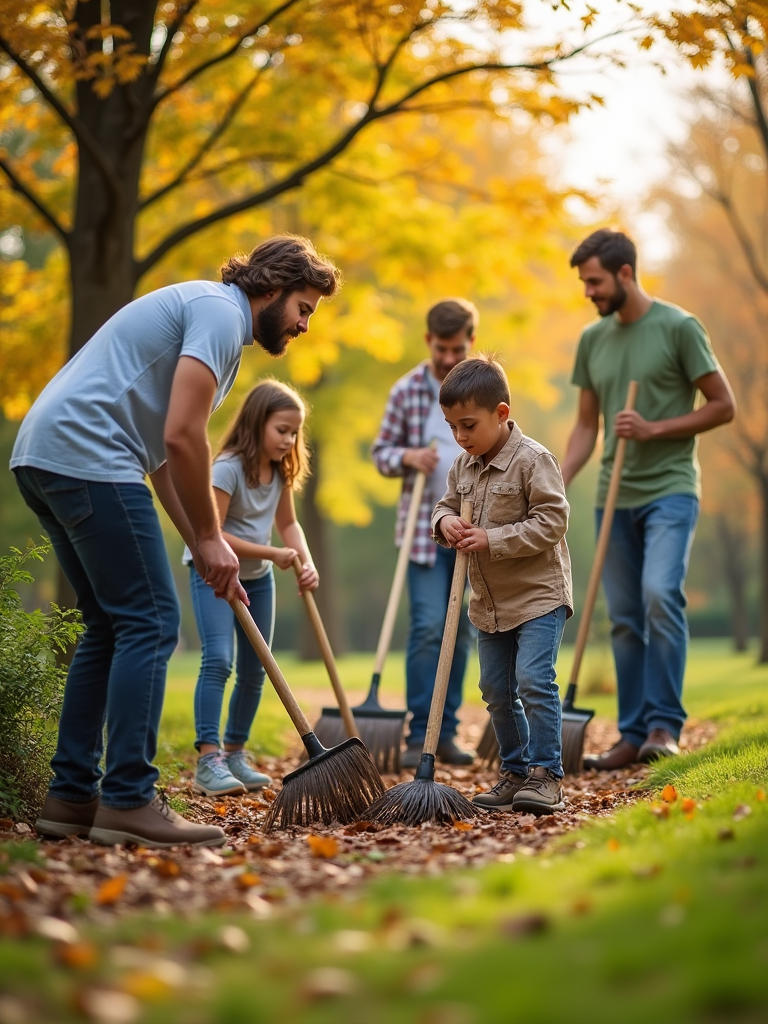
top-left (0, 542), bottom-right (83, 822)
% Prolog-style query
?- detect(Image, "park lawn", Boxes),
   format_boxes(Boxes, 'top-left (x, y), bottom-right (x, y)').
top-left (1, 640), bottom-right (766, 1022)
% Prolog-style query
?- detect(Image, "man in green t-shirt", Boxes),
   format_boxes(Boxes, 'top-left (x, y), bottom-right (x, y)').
top-left (561, 229), bottom-right (735, 769)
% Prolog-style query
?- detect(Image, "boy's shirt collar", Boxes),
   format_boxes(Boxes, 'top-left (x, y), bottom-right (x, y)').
top-left (465, 421), bottom-right (523, 470)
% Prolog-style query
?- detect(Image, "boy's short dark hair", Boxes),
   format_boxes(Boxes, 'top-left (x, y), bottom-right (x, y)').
top-left (426, 298), bottom-right (478, 338)
top-left (569, 229), bottom-right (637, 277)
top-left (439, 354), bottom-right (510, 412)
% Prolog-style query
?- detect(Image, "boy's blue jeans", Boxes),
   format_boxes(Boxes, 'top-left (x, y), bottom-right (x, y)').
top-left (13, 467), bottom-right (180, 809)
top-left (406, 545), bottom-right (473, 745)
top-left (189, 566), bottom-right (274, 749)
top-left (477, 606), bottom-right (567, 778)
top-left (597, 493), bottom-right (699, 747)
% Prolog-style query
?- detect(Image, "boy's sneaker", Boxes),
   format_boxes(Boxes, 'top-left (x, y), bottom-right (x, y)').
top-left (224, 750), bottom-right (271, 792)
top-left (194, 751), bottom-right (246, 797)
top-left (89, 793), bottom-right (227, 848)
top-left (472, 770), bottom-right (527, 811)
top-left (512, 766), bottom-right (565, 816)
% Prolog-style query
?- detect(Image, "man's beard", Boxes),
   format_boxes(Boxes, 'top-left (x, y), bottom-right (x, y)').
top-left (254, 292), bottom-right (296, 356)
top-left (598, 277), bottom-right (628, 317)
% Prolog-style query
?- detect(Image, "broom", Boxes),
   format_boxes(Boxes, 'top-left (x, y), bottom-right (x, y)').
top-left (312, 469), bottom-right (429, 772)
top-left (292, 556), bottom-right (359, 742)
top-left (561, 380), bottom-right (639, 774)
top-left (230, 599), bottom-right (384, 829)
top-left (361, 499), bottom-right (476, 826)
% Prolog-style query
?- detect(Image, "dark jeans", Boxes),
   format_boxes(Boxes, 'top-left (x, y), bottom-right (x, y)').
top-left (14, 467), bottom-right (180, 809)
top-left (405, 545), bottom-right (473, 744)
top-left (189, 566), bottom-right (274, 749)
top-left (477, 607), bottom-right (567, 778)
top-left (598, 494), bottom-right (699, 746)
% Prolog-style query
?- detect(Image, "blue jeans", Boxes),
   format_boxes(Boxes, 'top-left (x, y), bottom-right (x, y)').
top-left (189, 566), bottom-right (274, 749)
top-left (598, 493), bottom-right (699, 747)
top-left (13, 467), bottom-right (180, 809)
top-left (406, 545), bottom-right (473, 744)
top-left (477, 606), bottom-right (567, 778)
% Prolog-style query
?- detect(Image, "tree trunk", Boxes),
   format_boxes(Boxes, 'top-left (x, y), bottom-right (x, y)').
top-left (717, 516), bottom-right (749, 652)
top-left (297, 445), bottom-right (345, 659)
top-left (760, 478), bottom-right (768, 663)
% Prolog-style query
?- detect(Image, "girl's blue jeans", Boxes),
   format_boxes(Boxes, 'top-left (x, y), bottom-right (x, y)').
top-left (189, 566), bottom-right (274, 749)
top-left (597, 493), bottom-right (699, 747)
top-left (477, 606), bottom-right (567, 778)
top-left (13, 467), bottom-right (180, 809)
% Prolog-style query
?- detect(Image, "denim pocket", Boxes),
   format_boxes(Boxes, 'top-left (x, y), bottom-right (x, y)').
top-left (40, 475), bottom-right (93, 528)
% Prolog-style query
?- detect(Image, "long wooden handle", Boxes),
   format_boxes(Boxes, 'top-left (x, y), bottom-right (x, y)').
top-left (293, 557), bottom-right (359, 739)
top-left (569, 380), bottom-right (639, 686)
top-left (372, 468), bottom-right (428, 676)
top-left (423, 498), bottom-right (473, 756)
top-left (231, 597), bottom-right (313, 737)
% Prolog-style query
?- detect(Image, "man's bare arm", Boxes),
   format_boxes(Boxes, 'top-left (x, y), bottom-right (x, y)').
top-left (561, 388), bottom-right (600, 488)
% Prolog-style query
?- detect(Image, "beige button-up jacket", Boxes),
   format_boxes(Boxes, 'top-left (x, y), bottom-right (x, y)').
top-left (432, 422), bottom-right (573, 633)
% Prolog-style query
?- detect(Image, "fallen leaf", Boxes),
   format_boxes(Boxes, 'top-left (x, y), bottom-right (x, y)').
top-left (571, 898), bottom-right (592, 915)
top-left (306, 836), bottom-right (339, 859)
top-left (452, 820), bottom-right (473, 832)
top-left (96, 874), bottom-right (128, 906)
top-left (55, 941), bottom-right (99, 970)
top-left (213, 805), bottom-right (227, 816)
top-left (651, 803), bottom-right (670, 819)
top-left (681, 798), bottom-right (696, 818)
top-left (756, 789), bottom-right (766, 802)
top-left (0, 819), bottom-right (14, 830)
top-left (607, 838), bottom-right (621, 852)
top-left (236, 872), bottom-right (261, 889)
top-left (661, 785), bottom-right (678, 803)
top-left (733, 804), bottom-right (752, 821)
top-left (35, 916), bottom-right (79, 944)
top-left (153, 858), bottom-right (181, 878)
top-left (247, 835), bottom-right (262, 846)
top-left (500, 912), bottom-right (550, 937)
top-left (216, 925), bottom-right (250, 953)
top-left (717, 828), bottom-right (735, 841)
top-left (261, 788), bottom-right (278, 803)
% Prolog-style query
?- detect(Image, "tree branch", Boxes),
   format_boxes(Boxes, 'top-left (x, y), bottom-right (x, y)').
top-left (712, 188), bottom-right (768, 295)
top-left (136, 35), bottom-right (603, 277)
top-left (0, 34), bottom-right (123, 200)
top-left (151, 0), bottom-right (304, 110)
top-left (140, 63), bottom-right (271, 210)
top-left (147, 0), bottom-right (199, 84)
top-left (0, 157), bottom-right (70, 247)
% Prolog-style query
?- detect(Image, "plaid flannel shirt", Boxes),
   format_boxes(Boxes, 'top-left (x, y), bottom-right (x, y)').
top-left (371, 362), bottom-right (441, 566)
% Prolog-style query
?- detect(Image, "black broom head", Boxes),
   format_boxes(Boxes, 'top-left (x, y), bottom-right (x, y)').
top-left (313, 712), bottom-right (405, 774)
top-left (265, 736), bottom-right (385, 830)
top-left (362, 754), bottom-right (476, 827)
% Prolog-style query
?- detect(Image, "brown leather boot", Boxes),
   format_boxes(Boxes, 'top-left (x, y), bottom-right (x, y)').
top-left (638, 729), bottom-right (680, 762)
top-left (583, 739), bottom-right (640, 771)
top-left (89, 793), bottom-right (226, 848)
top-left (35, 795), bottom-right (100, 838)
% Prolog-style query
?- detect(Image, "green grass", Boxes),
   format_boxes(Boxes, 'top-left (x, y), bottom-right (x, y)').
top-left (3, 639), bottom-right (768, 1023)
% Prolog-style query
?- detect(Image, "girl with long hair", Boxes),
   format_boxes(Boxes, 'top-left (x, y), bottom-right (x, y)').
top-left (184, 379), bottom-right (318, 796)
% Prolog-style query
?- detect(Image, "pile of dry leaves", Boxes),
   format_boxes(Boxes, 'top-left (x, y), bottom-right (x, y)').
top-left (0, 711), bottom-right (717, 928)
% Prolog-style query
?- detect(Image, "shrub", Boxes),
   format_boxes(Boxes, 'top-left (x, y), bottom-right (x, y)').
top-left (0, 542), bottom-right (83, 822)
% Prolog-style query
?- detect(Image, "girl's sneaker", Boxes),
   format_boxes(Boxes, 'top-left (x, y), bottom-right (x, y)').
top-left (194, 751), bottom-right (247, 796)
top-left (225, 750), bottom-right (272, 792)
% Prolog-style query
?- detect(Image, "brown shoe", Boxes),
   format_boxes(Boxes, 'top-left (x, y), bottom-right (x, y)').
top-left (89, 794), bottom-right (227, 848)
top-left (512, 766), bottom-right (565, 816)
top-left (35, 795), bottom-right (99, 838)
top-left (638, 728), bottom-right (679, 763)
top-left (583, 739), bottom-right (640, 771)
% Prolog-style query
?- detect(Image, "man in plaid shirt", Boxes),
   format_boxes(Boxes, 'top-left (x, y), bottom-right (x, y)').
top-left (372, 299), bottom-right (477, 766)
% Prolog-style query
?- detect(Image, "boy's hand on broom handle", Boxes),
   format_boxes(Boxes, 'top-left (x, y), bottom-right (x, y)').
top-left (438, 515), bottom-right (488, 551)
top-left (294, 561), bottom-right (319, 594)
top-left (270, 546), bottom-right (299, 571)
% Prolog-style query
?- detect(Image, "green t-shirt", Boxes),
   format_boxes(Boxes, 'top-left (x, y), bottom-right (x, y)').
top-left (571, 299), bottom-right (719, 509)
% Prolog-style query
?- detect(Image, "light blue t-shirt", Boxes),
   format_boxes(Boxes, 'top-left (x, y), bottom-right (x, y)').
top-left (183, 453), bottom-right (283, 579)
top-left (11, 282), bottom-right (253, 483)
top-left (424, 371), bottom-right (461, 504)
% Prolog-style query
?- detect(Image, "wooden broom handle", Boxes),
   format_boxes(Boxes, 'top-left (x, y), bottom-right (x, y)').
top-left (423, 498), bottom-right (473, 756)
top-left (569, 380), bottom-right (639, 687)
top-left (372, 468), bottom-right (428, 675)
top-left (231, 597), bottom-right (313, 737)
top-left (292, 556), bottom-right (359, 738)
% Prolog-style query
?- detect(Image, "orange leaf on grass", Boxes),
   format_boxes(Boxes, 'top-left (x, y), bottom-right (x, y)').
top-left (756, 789), bottom-right (766, 802)
top-left (55, 941), bottom-right (99, 970)
top-left (681, 798), bottom-right (696, 817)
top-left (306, 835), bottom-right (339, 859)
top-left (96, 874), bottom-right (128, 906)
top-left (661, 785), bottom-right (678, 803)
top-left (607, 838), bottom-right (621, 852)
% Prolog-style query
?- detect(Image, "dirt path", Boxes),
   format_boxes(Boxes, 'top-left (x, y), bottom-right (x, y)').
top-left (0, 713), bottom-right (716, 927)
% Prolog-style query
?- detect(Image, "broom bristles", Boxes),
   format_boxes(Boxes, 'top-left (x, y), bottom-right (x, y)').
top-left (363, 778), bottom-right (476, 827)
top-left (265, 740), bottom-right (385, 830)
top-left (476, 718), bottom-right (500, 767)
top-left (313, 714), bottom-right (405, 774)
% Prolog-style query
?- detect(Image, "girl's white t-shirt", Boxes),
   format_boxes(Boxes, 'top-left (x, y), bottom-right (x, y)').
top-left (183, 452), bottom-right (283, 579)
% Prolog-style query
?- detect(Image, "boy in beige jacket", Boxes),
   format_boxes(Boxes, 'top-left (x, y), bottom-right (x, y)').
top-left (432, 355), bottom-right (573, 815)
